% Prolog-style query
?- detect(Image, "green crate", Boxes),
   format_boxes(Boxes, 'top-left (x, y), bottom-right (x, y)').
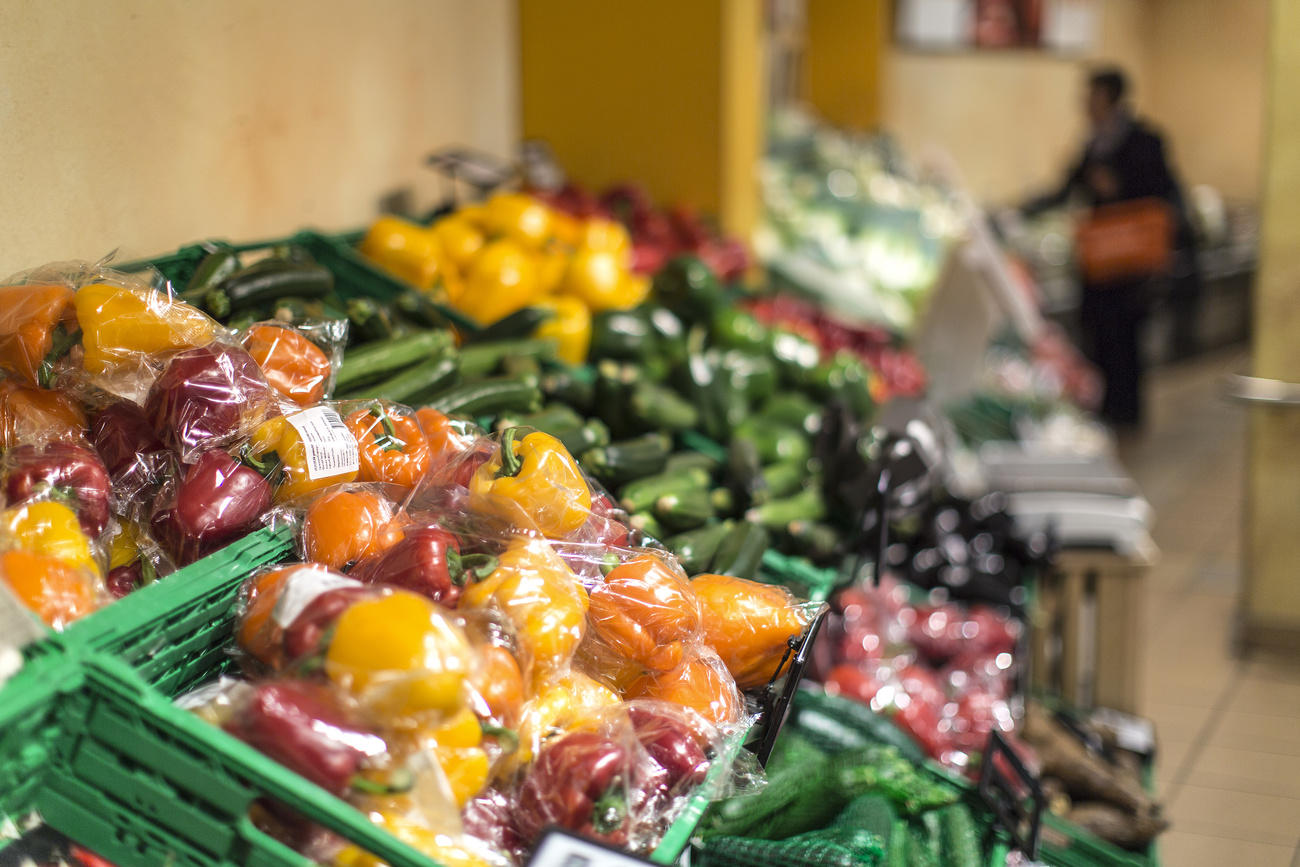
top-left (0, 653), bottom-right (83, 823)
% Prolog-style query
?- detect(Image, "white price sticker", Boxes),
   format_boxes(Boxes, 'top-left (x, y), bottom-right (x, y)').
top-left (286, 406), bottom-right (360, 481)
top-left (526, 831), bottom-right (655, 867)
top-left (271, 568), bottom-right (362, 629)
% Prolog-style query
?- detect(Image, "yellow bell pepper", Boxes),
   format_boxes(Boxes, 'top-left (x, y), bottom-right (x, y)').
top-left (482, 192), bottom-right (554, 250)
top-left (560, 248), bottom-right (647, 311)
top-left (429, 215), bottom-right (485, 270)
top-left (453, 239), bottom-right (541, 325)
top-left (533, 296), bottom-right (592, 365)
top-left (580, 217), bottom-right (632, 256)
top-left (533, 244), bottom-right (569, 295)
top-left (468, 428), bottom-right (591, 537)
top-left (107, 520), bottom-right (143, 571)
top-left (358, 216), bottom-right (444, 291)
top-left (325, 591), bottom-right (472, 719)
top-left (2, 501), bottom-right (100, 576)
top-left (74, 284), bottom-right (217, 374)
top-left (246, 413), bottom-right (360, 504)
top-left (333, 817), bottom-right (490, 867)
top-left (422, 708), bottom-right (491, 808)
top-left (459, 537), bottom-right (588, 678)
top-left (514, 670), bottom-right (620, 765)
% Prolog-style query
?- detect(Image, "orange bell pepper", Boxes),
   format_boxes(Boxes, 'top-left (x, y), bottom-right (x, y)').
top-left (301, 489), bottom-right (402, 571)
top-left (0, 548), bottom-right (99, 628)
top-left (468, 643), bottom-right (525, 725)
top-left (415, 408), bottom-right (478, 471)
top-left (690, 573), bottom-right (815, 690)
top-left (0, 380), bottom-right (86, 449)
top-left (0, 284), bottom-right (77, 386)
top-left (346, 405), bottom-right (432, 489)
top-left (587, 553), bottom-right (700, 672)
top-left (243, 324), bottom-right (332, 407)
top-left (625, 649), bottom-right (742, 726)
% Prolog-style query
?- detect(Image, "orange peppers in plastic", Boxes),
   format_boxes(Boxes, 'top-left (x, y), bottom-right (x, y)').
top-left (346, 405), bottom-right (431, 489)
top-left (0, 548), bottom-right (99, 628)
top-left (0, 380), bottom-right (86, 449)
top-left (0, 284), bottom-right (77, 386)
top-left (243, 324), bottom-right (332, 407)
top-left (625, 649), bottom-right (742, 727)
top-left (588, 554), bottom-right (701, 672)
top-left (690, 573), bottom-right (815, 690)
top-left (301, 489), bottom-right (402, 571)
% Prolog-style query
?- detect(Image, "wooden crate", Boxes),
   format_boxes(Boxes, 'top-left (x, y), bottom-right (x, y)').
top-left (1030, 543), bottom-right (1156, 714)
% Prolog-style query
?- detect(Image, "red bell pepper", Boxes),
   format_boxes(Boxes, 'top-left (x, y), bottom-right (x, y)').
top-left (144, 344), bottom-right (274, 460)
top-left (348, 525), bottom-right (493, 607)
top-left (3, 441), bottom-right (111, 536)
top-left (515, 731), bottom-right (636, 846)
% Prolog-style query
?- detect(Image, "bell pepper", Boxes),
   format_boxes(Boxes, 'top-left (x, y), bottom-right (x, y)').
top-left (0, 380), bottom-right (86, 450)
top-left (588, 554), bottom-right (701, 672)
top-left (349, 524), bottom-right (493, 608)
top-left (453, 238), bottom-right (543, 325)
top-left (3, 442), bottom-right (111, 536)
top-left (236, 563), bottom-right (354, 665)
top-left (463, 790), bottom-right (528, 867)
top-left (430, 213), bottom-right (486, 270)
top-left (691, 573), bottom-right (815, 690)
top-left (2, 500), bottom-right (100, 576)
top-left (532, 295), bottom-right (591, 364)
top-left (243, 324), bottom-right (333, 407)
top-left (358, 216), bottom-right (444, 291)
top-left (282, 584), bottom-right (374, 664)
top-left (345, 405), bottom-right (431, 489)
top-left (467, 427), bottom-right (591, 537)
top-left (628, 704), bottom-right (711, 792)
top-left (105, 522), bottom-right (157, 598)
top-left (246, 411), bottom-right (359, 504)
top-left (419, 707), bottom-right (492, 808)
top-left (625, 650), bottom-right (742, 727)
top-left (144, 344), bottom-right (276, 460)
top-left (91, 400), bottom-right (168, 477)
top-left (580, 218), bottom-right (633, 256)
top-left (459, 537), bottom-right (588, 678)
top-left (560, 248), bottom-right (648, 311)
top-left (301, 489), bottom-right (400, 571)
top-left (333, 815), bottom-right (491, 867)
top-left (515, 731), bottom-right (636, 846)
top-left (468, 644), bottom-right (525, 725)
top-left (74, 283), bottom-right (217, 374)
top-left (0, 548), bottom-right (98, 627)
top-left (482, 193), bottom-right (554, 251)
top-left (514, 671), bottom-right (620, 766)
top-left (324, 589), bottom-right (472, 718)
top-left (154, 449), bottom-right (272, 561)
top-left (415, 408), bottom-right (478, 471)
top-left (0, 283), bottom-right (77, 386)
top-left (224, 680), bottom-right (401, 798)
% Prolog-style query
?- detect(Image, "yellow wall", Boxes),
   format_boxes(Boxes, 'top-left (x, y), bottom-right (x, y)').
top-left (881, 0), bottom-right (1266, 204)
top-left (518, 0), bottom-right (763, 235)
top-left (0, 1), bottom-right (517, 276)
top-left (805, 0), bottom-right (888, 130)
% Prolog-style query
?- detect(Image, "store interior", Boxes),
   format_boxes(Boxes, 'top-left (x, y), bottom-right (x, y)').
top-left (0, 1), bottom-right (1296, 866)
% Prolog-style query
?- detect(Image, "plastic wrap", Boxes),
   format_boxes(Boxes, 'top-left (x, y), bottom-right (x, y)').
top-left (103, 517), bottom-right (175, 598)
top-left (246, 403), bottom-right (362, 504)
top-left (0, 281), bottom-right (77, 386)
top-left (0, 379), bottom-right (87, 449)
top-left (0, 497), bottom-right (106, 628)
top-left (241, 320), bottom-right (346, 408)
top-left (300, 485), bottom-right (405, 571)
top-left (1, 440), bottom-right (112, 537)
top-left (343, 400), bottom-right (433, 490)
top-left (691, 573), bottom-right (824, 690)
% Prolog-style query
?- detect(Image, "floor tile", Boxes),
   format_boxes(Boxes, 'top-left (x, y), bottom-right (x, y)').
top-left (1147, 700), bottom-right (1215, 745)
top-left (1208, 709), bottom-right (1300, 757)
top-left (1234, 676), bottom-right (1300, 718)
top-left (1166, 782), bottom-right (1300, 846)
top-left (1157, 830), bottom-right (1295, 867)
top-left (1182, 744), bottom-right (1300, 799)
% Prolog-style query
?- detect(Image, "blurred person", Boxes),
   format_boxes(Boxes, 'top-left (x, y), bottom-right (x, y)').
top-left (1024, 67), bottom-right (1200, 428)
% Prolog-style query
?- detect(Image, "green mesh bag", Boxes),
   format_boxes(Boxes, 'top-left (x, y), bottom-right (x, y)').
top-left (834, 793), bottom-right (898, 840)
top-left (698, 826), bottom-right (885, 867)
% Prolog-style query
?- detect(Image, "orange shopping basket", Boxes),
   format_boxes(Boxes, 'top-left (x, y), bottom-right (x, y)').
top-left (1075, 197), bottom-right (1173, 284)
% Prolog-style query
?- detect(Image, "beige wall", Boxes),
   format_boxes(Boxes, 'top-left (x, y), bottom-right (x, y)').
top-left (881, 0), bottom-right (1266, 204)
top-left (0, 1), bottom-right (517, 276)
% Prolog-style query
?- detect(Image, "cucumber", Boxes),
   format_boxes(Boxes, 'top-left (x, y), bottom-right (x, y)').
top-left (628, 511), bottom-right (665, 542)
top-left (745, 487), bottom-right (827, 530)
top-left (423, 376), bottom-right (542, 417)
top-left (734, 421), bottom-right (811, 465)
top-left (618, 467), bottom-right (711, 513)
top-left (653, 487), bottom-right (715, 532)
top-left (336, 330), bottom-right (453, 392)
top-left (761, 459), bottom-right (808, 500)
top-left (664, 450), bottom-right (721, 475)
top-left (458, 337), bottom-right (558, 379)
top-left (710, 520), bottom-right (769, 577)
top-left (759, 393), bottom-right (824, 436)
top-left (466, 306), bottom-right (555, 343)
top-left (338, 352), bottom-right (458, 404)
top-left (541, 367), bottom-right (595, 413)
top-left (581, 432), bottom-right (671, 487)
top-left (628, 381), bottom-right (699, 433)
top-left (664, 521), bottom-right (734, 574)
top-left (207, 258), bottom-right (333, 318)
top-left (727, 436), bottom-right (766, 508)
top-left (784, 520), bottom-right (841, 562)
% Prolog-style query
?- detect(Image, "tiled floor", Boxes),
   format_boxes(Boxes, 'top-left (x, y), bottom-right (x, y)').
top-left (1117, 348), bottom-right (1300, 865)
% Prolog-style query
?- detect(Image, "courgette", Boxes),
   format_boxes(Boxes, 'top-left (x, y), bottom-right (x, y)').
top-left (761, 459), bottom-right (808, 500)
top-left (710, 520), bottom-right (769, 578)
top-left (618, 467), bottom-right (711, 513)
top-left (746, 487), bottom-right (827, 529)
top-left (541, 367), bottom-right (594, 413)
top-left (768, 328), bottom-right (821, 386)
top-left (458, 337), bottom-right (558, 379)
top-left (582, 432), bottom-right (671, 487)
top-left (590, 309), bottom-right (655, 360)
top-left (759, 393), bottom-right (824, 436)
top-left (206, 258), bottom-right (333, 319)
top-left (340, 352), bottom-right (459, 404)
top-left (664, 450), bottom-right (721, 475)
top-left (711, 307), bottom-right (770, 353)
top-left (393, 289), bottom-right (454, 329)
top-left (495, 406), bottom-right (609, 456)
top-left (665, 521), bottom-right (734, 574)
top-left (653, 487), bottom-right (715, 532)
top-left (335, 330), bottom-right (453, 392)
top-left (346, 297), bottom-right (400, 342)
top-left (734, 421), bottom-right (811, 465)
top-left (628, 511), bottom-right (665, 542)
top-left (593, 360), bottom-right (639, 438)
top-left (784, 520), bottom-right (841, 562)
top-left (937, 804), bottom-right (981, 867)
top-left (181, 247), bottom-right (240, 302)
top-left (467, 306), bottom-right (554, 343)
top-left (727, 436), bottom-right (767, 508)
top-left (628, 381), bottom-right (699, 433)
top-left (423, 376), bottom-right (543, 417)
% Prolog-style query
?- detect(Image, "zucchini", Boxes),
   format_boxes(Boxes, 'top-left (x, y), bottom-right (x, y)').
top-left (758, 393), bottom-right (824, 436)
top-left (336, 330), bottom-right (452, 392)
top-left (734, 421), bottom-right (811, 465)
top-left (423, 376), bottom-right (542, 417)
top-left (541, 367), bottom-right (594, 413)
top-left (937, 805), bottom-right (981, 867)
top-left (724, 350), bottom-right (778, 403)
top-left (784, 520), bottom-right (840, 562)
top-left (340, 352), bottom-right (458, 404)
top-left (768, 328), bottom-right (822, 386)
top-left (665, 521), bottom-right (734, 574)
top-left (590, 309), bottom-right (655, 360)
top-left (593, 360), bottom-right (639, 438)
top-left (495, 404), bottom-right (584, 435)
top-left (181, 247), bottom-right (240, 301)
top-left (710, 486), bottom-right (735, 516)
top-left (582, 432), bottom-right (671, 487)
top-left (466, 306), bottom-right (554, 344)
top-left (618, 467), bottom-right (711, 513)
top-left (393, 289), bottom-right (454, 329)
top-left (206, 258), bottom-right (333, 318)
top-left (727, 436), bottom-right (766, 508)
top-left (711, 307), bottom-right (769, 353)
top-left (664, 450), bottom-right (721, 475)
top-left (628, 381), bottom-right (699, 433)
top-left (710, 520), bottom-right (769, 577)
top-left (652, 487), bottom-right (715, 532)
top-left (458, 337), bottom-right (558, 379)
top-left (761, 459), bottom-right (808, 500)
top-left (886, 818), bottom-right (910, 867)
top-left (628, 511), bottom-right (665, 542)
top-left (558, 419), bottom-right (611, 457)
top-left (500, 354), bottom-right (542, 384)
top-left (745, 487), bottom-right (827, 530)
top-left (346, 297), bottom-right (400, 342)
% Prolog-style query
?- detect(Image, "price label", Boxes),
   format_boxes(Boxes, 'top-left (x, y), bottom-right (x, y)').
top-left (526, 830), bottom-right (656, 867)
top-left (286, 406), bottom-right (360, 480)
top-left (271, 568), bottom-right (361, 629)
